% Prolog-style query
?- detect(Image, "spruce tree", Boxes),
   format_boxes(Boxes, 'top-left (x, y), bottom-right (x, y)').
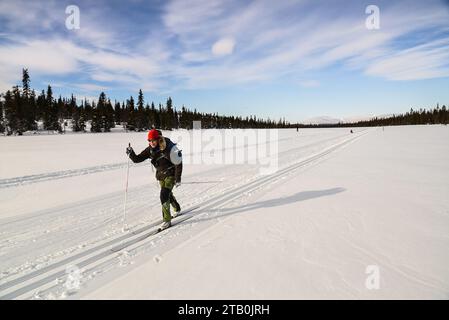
top-left (71, 106), bottom-right (81, 132)
top-left (114, 101), bottom-right (121, 125)
top-left (45, 85), bottom-right (61, 131)
top-left (126, 96), bottom-right (136, 131)
top-left (90, 100), bottom-right (102, 132)
top-left (3, 90), bottom-right (16, 134)
top-left (79, 101), bottom-right (86, 132)
top-left (57, 96), bottom-right (65, 132)
top-left (150, 102), bottom-right (158, 128)
top-left (166, 97), bottom-right (174, 129)
top-left (12, 86), bottom-right (25, 134)
top-left (69, 94), bottom-right (77, 118)
top-left (441, 105), bottom-right (448, 124)
top-left (136, 89), bottom-right (145, 131)
top-left (36, 90), bottom-right (45, 124)
top-left (84, 98), bottom-right (92, 121)
top-left (97, 92), bottom-right (107, 132)
top-left (121, 101), bottom-right (127, 126)
top-left (173, 108), bottom-right (179, 129)
top-left (44, 85), bottom-right (53, 130)
top-left (22, 69), bottom-right (30, 98)
top-left (28, 90), bottom-right (37, 130)
top-left (158, 103), bottom-right (164, 129)
top-left (21, 68), bottom-right (36, 131)
top-left (107, 99), bottom-right (115, 129)
top-left (144, 103), bottom-right (151, 129)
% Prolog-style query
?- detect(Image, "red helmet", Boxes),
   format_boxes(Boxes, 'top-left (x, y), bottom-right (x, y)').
top-left (147, 129), bottom-right (160, 141)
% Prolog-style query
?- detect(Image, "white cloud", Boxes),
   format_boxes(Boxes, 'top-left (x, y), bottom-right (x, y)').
top-left (81, 51), bottom-right (160, 78)
top-left (90, 72), bottom-right (136, 84)
top-left (160, 0), bottom-right (449, 88)
top-left (0, 0), bottom-right (167, 92)
top-left (0, 36), bottom-right (165, 92)
top-left (74, 83), bottom-right (110, 92)
top-left (1, 0), bottom-right (449, 95)
top-left (163, 0), bottom-right (225, 37)
top-left (211, 37), bottom-right (235, 56)
top-left (0, 0), bottom-right (61, 32)
top-left (365, 38), bottom-right (449, 80)
top-left (0, 40), bottom-right (80, 74)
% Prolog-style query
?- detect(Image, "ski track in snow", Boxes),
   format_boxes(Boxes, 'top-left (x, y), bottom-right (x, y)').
top-left (0, 129), bottom-right (370, 299)
top-left (0, 162), bottom-right (131, 189)
top-left (0, 134), bottom-right (302, 189)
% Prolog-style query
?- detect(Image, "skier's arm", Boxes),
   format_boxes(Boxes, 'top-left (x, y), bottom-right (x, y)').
top-left (174, 161), bottom-right (182, 183)
top-left (129, 147), bottom-right (150, 163)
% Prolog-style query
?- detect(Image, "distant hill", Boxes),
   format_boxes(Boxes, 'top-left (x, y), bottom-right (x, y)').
top-left (303, 114), bottom-right (395, 125)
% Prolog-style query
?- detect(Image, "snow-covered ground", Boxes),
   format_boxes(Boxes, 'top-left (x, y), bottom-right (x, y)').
top-left (0, 125), bottom-right (448, 299)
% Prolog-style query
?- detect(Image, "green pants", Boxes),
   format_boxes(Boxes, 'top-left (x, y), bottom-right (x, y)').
top-left (159, 176), bottom-right (180, 222)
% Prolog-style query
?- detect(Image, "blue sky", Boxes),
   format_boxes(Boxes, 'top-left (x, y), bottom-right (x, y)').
top-left (1, 0), bottom-right (449, 122)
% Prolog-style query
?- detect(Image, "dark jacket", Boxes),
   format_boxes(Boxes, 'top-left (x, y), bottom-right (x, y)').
top-left (129, 137), bottom-right (182, 182)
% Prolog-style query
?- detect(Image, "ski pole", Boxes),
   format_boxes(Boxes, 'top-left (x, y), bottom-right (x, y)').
top-left (122, 142), bottom-right (131, 232)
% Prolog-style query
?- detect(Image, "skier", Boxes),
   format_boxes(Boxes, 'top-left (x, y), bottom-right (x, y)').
top-left (126, 129), bottom-right (183, 231)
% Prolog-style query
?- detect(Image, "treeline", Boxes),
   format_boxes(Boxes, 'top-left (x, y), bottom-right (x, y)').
top-left (0, 70), bottom-right (290, 135)
top-left (349, 106), bottom-right (448, 127)
top-left (1, 70), bottom-right (447, 134)
top-left (294, 106), bottom-right (449, 129)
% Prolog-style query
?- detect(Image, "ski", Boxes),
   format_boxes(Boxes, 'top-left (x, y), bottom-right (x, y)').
top-left (129, 205), bottom-right (199, 235)
top-left (155, 212), bottom-right (197, 233)
top-left (171, 205), bottom-right (200, 219)
top-left (111, 205), bottom-right (200, 252)
top-left (157, 224), bottom-right (170, 232)
top-left (156, 205), bottom-right (200, 232)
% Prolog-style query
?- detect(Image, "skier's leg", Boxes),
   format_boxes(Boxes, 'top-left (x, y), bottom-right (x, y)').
top-left (164, 176), bottom-right (180, 213)
top-left (169, 192), bottom-right (181, 213)
top-left (159, 177), bottom-right (175, 222)
top-left (160, 187), bottom-right (172, 222)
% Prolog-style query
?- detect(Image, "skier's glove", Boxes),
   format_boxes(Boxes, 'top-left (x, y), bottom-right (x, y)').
top-left (126, 146), bottom-right (134, 156)
top-left (175, 179), bottom-right (181, 188)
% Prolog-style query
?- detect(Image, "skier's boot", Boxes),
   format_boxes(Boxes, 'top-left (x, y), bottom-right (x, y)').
top-left (159, 220), bottom-right (171, 231)
top-left (160, 200), bottom-right (172, 231)
top-left (172, 211), bottom-right (180, 218)
top-left (172, 205), bottom-right (181, 218)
